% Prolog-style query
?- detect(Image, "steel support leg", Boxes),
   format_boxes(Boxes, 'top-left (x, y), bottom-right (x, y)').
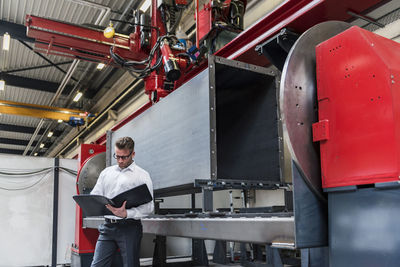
top-left (153, 236), bottom-right (167, 267)
top-left (253, 244), bottom-right (264, 261)
top-left (202, 188), bottom-right (213, 212)
top-left (265, 245), bottom-right (283, 267)
top-left (301, 247), bottom-right (329, 267)
top-left (240, 243), bottom-right (248, 264)
top-left (191, 188), bottom-right (212, 266)
top-left (213, 241), bottom-right (227, 264)
top-left (192, 239), bottom-right (209, 266)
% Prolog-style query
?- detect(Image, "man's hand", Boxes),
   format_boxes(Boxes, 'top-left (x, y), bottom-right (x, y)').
top-left (106, 201), bottom-right (128, 218)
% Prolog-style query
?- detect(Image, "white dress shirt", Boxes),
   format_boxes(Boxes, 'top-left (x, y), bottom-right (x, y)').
top-left (91, 161), bottom-right (154, 219)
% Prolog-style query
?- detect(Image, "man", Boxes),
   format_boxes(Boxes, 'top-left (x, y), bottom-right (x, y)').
top-left (90, 136), bottom-right (154, 267)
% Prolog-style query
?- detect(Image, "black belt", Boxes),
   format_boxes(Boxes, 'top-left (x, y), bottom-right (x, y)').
top-left (105, 218), bottom-right (141, 224)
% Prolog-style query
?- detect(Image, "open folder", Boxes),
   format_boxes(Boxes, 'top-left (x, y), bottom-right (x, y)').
top-left (73, 184), bottom-right (153, 217)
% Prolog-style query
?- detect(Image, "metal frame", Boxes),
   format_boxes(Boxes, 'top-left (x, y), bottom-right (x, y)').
top-left (105, 130), bottom-right (113, 167)
top-left (3, 61), bottom-right (72, 74)
top-left (0, 72), bottom-right (73, 94)
top-left (0, 148), bottom-right (32, 155)
top-left (51, 158), bottom-right (60, 267)
top-left (18, 40), bottom-right (79, 82)
top-left (208, 56), bottom-right (281, 186)
top-left (0, 137), bottom-right (37, 147)
top-left (195, 179), bottom-right (288, 191)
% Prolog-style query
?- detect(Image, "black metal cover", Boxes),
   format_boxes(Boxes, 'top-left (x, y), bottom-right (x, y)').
top-left (210, 56), bottom-right (281, 182)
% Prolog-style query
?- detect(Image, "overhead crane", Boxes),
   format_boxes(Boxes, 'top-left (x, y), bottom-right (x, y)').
top-left (0, 99), bottom-right (92, 125)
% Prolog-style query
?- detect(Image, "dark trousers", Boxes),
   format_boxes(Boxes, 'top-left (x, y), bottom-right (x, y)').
top-left (91, 220), bottom-right (143, 267)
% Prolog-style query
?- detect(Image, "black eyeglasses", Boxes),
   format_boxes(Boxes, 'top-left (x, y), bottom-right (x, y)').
top-left (113, 152), bottom-right (132, 160)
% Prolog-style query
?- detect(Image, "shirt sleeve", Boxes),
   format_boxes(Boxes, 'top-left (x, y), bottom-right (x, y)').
top-left (90, 169), bottom-right (105, 195)
top-left (126, 173), bottom-right (154, 219)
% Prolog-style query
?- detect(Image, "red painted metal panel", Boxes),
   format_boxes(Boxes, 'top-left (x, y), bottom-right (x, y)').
top-left (312, 119), bottom-right (329, 142)
top-left (198, 3), bottom-right (212, 41)
top-left (315, 26), bottom-right (400, 188)
top-left (73, 144), bottom-right (106, 254)
top-left (26, 15), bottom-right (148, 62)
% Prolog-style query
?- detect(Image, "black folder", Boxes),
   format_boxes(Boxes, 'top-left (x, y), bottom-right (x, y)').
top-left (73, 184), bottom-right (153, 217)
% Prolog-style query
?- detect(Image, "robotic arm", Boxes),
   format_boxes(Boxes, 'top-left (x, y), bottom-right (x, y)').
top-left (25, 0), bottom-right (246, 102)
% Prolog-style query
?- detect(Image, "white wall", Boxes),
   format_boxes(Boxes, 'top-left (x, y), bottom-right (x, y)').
top-left (0, 154), bottom-right (77, 266)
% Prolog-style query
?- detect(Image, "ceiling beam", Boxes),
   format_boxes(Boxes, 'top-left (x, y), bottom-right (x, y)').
top-left (0, 138), bottom-right (37, 147)
top-left (0, 148), bottom-right (32, 155)
top-left (0, 123), bottom-right (61, 136)
top-left (0, 20), bottom-right (79, 82)
top-left (3, 61), bottom-right (73, 74)
top-left (0, 73), bottom-right (73, 94)
top-left (0, 20), bottom-right (35, 43)
top-left (18, 40), bottom-right (79, 82)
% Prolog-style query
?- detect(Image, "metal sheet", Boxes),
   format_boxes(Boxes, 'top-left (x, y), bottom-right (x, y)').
top-left (83, 216), bottom-right (295, 245)
top-left (112, 69), bottom-right (211, 190)
top-left (329, 187), bottom-right (400, 267)
top-left (77, 152), bottom-right (106, 194)
top-left (280, 21), bottom-right (351, 199)
top-left (112, 56), bottom-right (279, 191)
top-left (292, 161), bottom-right (327, 248)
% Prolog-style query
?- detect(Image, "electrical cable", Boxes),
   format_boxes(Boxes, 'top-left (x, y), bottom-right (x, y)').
top-left (108, 19), bottom-right (161, 36)
top-left (0, 166), bottom-right (77, 190)
top-left (0, 171), bottom-right (52, 191)
top-left (0, 166), bottom-right (77, 177)
top-left (110, 34), bottom-right (174, 78)
top-left (0, 167), bottom-right (53, 176)
top-left (59, 166), bottom-right (78, 176)
top-left (109, 3), bottom-right (189, 80)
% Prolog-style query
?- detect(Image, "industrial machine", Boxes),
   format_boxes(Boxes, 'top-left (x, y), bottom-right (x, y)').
top-left (25, 0), bottom-right (246, 102)
top-left (24, 0), bottom-right (400, 266)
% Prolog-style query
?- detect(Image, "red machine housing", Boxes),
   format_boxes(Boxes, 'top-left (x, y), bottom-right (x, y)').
top-left (72, 144), bottom-right (106, 255)
top-left (198, 1), bottom-right (212, 42)
top-left (314, 26), bottom-right (400, 188)
top-left (196, 0), bottom-right (246, 44)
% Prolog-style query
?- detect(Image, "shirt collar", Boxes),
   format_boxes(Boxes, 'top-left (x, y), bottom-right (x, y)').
top-left (116, 160), bottom-right (136, 172)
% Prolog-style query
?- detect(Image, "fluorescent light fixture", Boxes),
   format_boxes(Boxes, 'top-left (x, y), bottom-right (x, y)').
top-left (139, 0), bottom-right (151, 12)
top-left (0, 80), bottom-right (4, 90)
top-left (34, 152), bottom-right (38, 156)
top-left (39, 143), bottom-right (45, 148)
top-left (73, 91), bottom-right (83, 102)
top-left (3, 32), bottom-right (10, 51)
top-left (97, 63), bottom-right (105, 70)
top-left (58, 119), bottom-right (63, 123)
top-left (47, 131), bottom-right (53, 137)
